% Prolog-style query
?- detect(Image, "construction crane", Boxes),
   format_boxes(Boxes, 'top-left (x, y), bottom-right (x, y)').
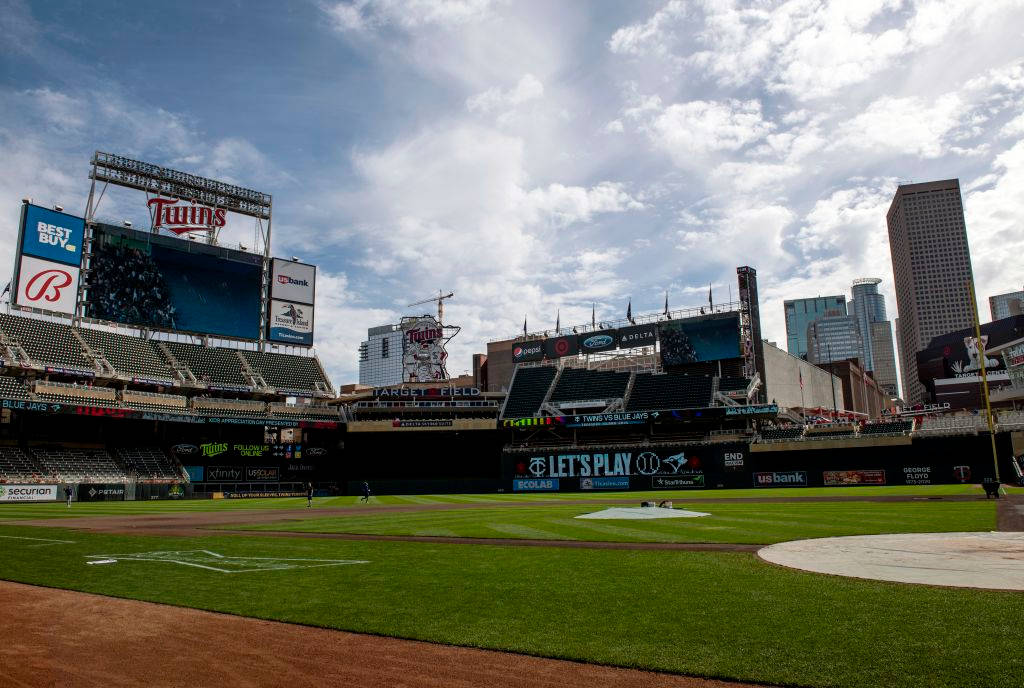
top-left (407, 290), bottom-right (454, 324)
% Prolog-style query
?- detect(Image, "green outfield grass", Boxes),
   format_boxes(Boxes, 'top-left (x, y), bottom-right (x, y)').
top-left (0, 522), bottom-right (1020, 688)
top-left (231, 500), bottom-right (996, 544)
top-left (0, 483), bottom-right (992, 521)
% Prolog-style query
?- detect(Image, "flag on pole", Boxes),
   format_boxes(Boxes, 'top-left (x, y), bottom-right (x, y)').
top-left (708, 282), bottom-right (713, 311)
top-left (555, 309), bottom-right (560, 334)
top-left (799, 369), bottom-right (804, 390)
top-left (523, 314), bottom-right (527, 337)
top-left (591, 303), bottom-right (596, 329)
top-left (664, 291), bottom-right (669, 315)
top-left (626, 299), bottom-right (634, 325)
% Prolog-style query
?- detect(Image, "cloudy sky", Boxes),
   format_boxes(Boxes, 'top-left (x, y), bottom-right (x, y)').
top-left (2, 0), bottom-right (1023, 387)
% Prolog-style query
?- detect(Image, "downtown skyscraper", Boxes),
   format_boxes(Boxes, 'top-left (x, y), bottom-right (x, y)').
top-left (886, 179), bottom-right (976, 405)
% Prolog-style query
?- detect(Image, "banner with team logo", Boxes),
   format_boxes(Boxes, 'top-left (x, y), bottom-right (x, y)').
top-left (267, 299), bottom-right (314, 346)
top-left (270, 258), bottom-right (316, 305)
top-left (15, 254), bottom-right (80, 316)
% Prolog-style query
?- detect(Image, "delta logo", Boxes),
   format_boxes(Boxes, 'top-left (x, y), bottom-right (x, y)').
top-left (277, 274), bottom-right (310, 287)
top-left (581, 334), bottom-right (613, 350)
top-left (513, 343), bottom-right (542, 359)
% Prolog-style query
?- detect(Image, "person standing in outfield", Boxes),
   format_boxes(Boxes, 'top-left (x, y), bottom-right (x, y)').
top-left (64, 486), bottom-right (72, 508)
top-left (361, 481), bottom-right (371, 503)
top-left (306, 482), bottom-right (314, 508)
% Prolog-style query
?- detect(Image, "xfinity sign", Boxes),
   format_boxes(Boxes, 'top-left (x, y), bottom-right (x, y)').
top-left (270, 258), bottom-right (316, 305)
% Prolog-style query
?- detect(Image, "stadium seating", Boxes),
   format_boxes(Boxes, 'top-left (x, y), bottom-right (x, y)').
top-left (861, 420), bottom-right (913, 435)
top-left (243, 350), bottom-right (332, 394)
top-left (916, 415), bottom-right (987, 435)
top-left (31, 448), bottom-right (128, 483)
top-left (192, 396), bottom-right (266, 417)
top-left (625, 372), bottom-right (714, 411)
top-left (502, 366), bottom-right (558, 417)
top-left (164, 342), bottom-right (249, 387)
top-left (0, 376), bottom-right (31, 400)
top-left (115, 447), bottom-right (184, 482)
top-left (804, 423), bottom-right (857, 439)
top-left (0, 313), bottom-right (92, 372)
top-left (268, 403), bottom-right (340, 421)
top-left (0, 446), bottom-right (52, 483)
top-left (549, 368), bottom-right (630, 404)
top-left (760, 426), bottom-right (805, 441)
top-left (77, 327), bottom-right (175, 382)
top-left (717, 377), bottom-right (751, 391)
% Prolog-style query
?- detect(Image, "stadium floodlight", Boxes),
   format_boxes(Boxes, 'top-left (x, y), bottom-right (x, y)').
top-left (123, 220), bottom-right (132, 228)
top-left (21, 197), bottom-right (31, 204)
top-left (53, 204), bottom-right (64, 212)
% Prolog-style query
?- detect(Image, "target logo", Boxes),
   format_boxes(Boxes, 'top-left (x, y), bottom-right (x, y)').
top-left (553, 338), bottom-right (571, 356)
top-left (16, 255), bottom-right (79, 315)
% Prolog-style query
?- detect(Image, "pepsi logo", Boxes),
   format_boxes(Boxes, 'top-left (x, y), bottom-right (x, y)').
top-left (514, 347), bottom-right (523, 357)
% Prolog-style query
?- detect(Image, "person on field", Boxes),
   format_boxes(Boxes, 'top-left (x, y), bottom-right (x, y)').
top-left (306, 482), bottom-right (314, 508)
top-left (361, 481), bottom-right (371, 503)
top-left (64, 485), bottom-right (72, 508)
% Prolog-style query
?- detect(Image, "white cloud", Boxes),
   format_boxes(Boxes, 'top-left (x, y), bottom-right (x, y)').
top-left (627, 98), bottom-right (774, 163)
top-left (608, 0), bottom-right (686, 57)
top-left (466, 74), bottom-right (544, 114)
top-left (830, 94), bottom-right (966, 158)
top-left (323, 0), bottom-right (494, 33)
top-left (709, 161), bottom-right (800, 193)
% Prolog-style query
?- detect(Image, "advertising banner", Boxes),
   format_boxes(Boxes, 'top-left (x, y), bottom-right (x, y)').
top-left (616, 324), bottom-right (658, 349)
top-left (512, 341), bottom-right (544, 363)
top-left (753, 471), bottom-right (807, 487)
top-left (20, 204), bottom-right (84, 266)
top-left (578, 332), bottom-right (617, 354)
top-left (660, 313), bottom-right (741, 366)
top-left (15, 254), bottom-right (80, 316)
top-left (246, 466), bottom-right (280, 481)
top-left (566, 412), bottom-right (650, 427)
top-left (651, 473), bottom-right (705, 489)
top-left (513, 478), bottom-right (560, 491)
top-left (270, 258), bottom-right (316, 305)
top-left (723, 451), bottom-right (745, 469)
top-left (0, 484), bottom-right (58, 502)
top-left (183, 465), bottom-right (204, 482)
top-left (77, 483), bottom-right (126, 502)
top-left (512, 448), bottom-right (702, 479)
top-left (823, 469), bottom-right (886, 486)
top-left (544, 334), bottom-right (579, 359)
top-left (581, 476), bottom-right (630, 490)
top-left (267, 298), bottom-right (315, 346)
top-left (207, 465), bottom-right (244, 481)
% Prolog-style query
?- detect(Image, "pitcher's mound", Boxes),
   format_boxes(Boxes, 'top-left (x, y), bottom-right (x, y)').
top-left (758, 532), bottom-right (1024, 590)
top-left (576, 507), bottom-right (711, 520)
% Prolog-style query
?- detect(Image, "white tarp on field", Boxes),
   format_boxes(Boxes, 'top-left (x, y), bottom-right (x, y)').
top-left (575, 507), bottom-right (711, 520)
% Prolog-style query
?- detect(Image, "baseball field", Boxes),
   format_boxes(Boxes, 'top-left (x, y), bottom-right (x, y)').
top-left (1, 484), bottom-right (1022, 687)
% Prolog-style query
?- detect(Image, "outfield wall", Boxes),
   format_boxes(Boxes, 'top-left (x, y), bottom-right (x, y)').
top-left (502, 434), bottom-right (1014, 492)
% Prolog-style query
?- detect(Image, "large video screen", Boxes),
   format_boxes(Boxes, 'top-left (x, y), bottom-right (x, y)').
top-left (659, 312), bottom-right (741, 365)
top-left (85, 224), bottom-right (262, 339)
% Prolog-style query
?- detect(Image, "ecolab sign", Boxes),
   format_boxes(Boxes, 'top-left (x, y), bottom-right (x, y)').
top-left (148, 197), bottom-right (226, 234)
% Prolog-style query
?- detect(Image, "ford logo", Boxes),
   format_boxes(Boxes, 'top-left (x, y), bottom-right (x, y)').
top-left (172, 444), bottom-right (198, 455)
top-left (306, 447), bottom-right (327, 457)
top-left (582, 335), bottom-right (613, 349)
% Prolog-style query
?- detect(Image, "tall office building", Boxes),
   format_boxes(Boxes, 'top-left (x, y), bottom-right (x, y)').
top-left (887, 179), bottom-right (976, 405)
top-left (784, 295), bottom-right (847, 359)
top-left (806, 315), bottom-right (865, 369)
top-left (849, 278), bottom-right (886, 370)
top-left (358, 323), bottom-right (404, 387)
top-left (989, 289), bottom-right (1024, 321)
top-left (869, 320), bottom-right (899, 397)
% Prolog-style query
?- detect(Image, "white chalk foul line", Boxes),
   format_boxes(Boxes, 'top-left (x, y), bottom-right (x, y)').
top-left (0, 534), bottom-right (75, 546)
top-left (84, 549), bottom-right (369, 574)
